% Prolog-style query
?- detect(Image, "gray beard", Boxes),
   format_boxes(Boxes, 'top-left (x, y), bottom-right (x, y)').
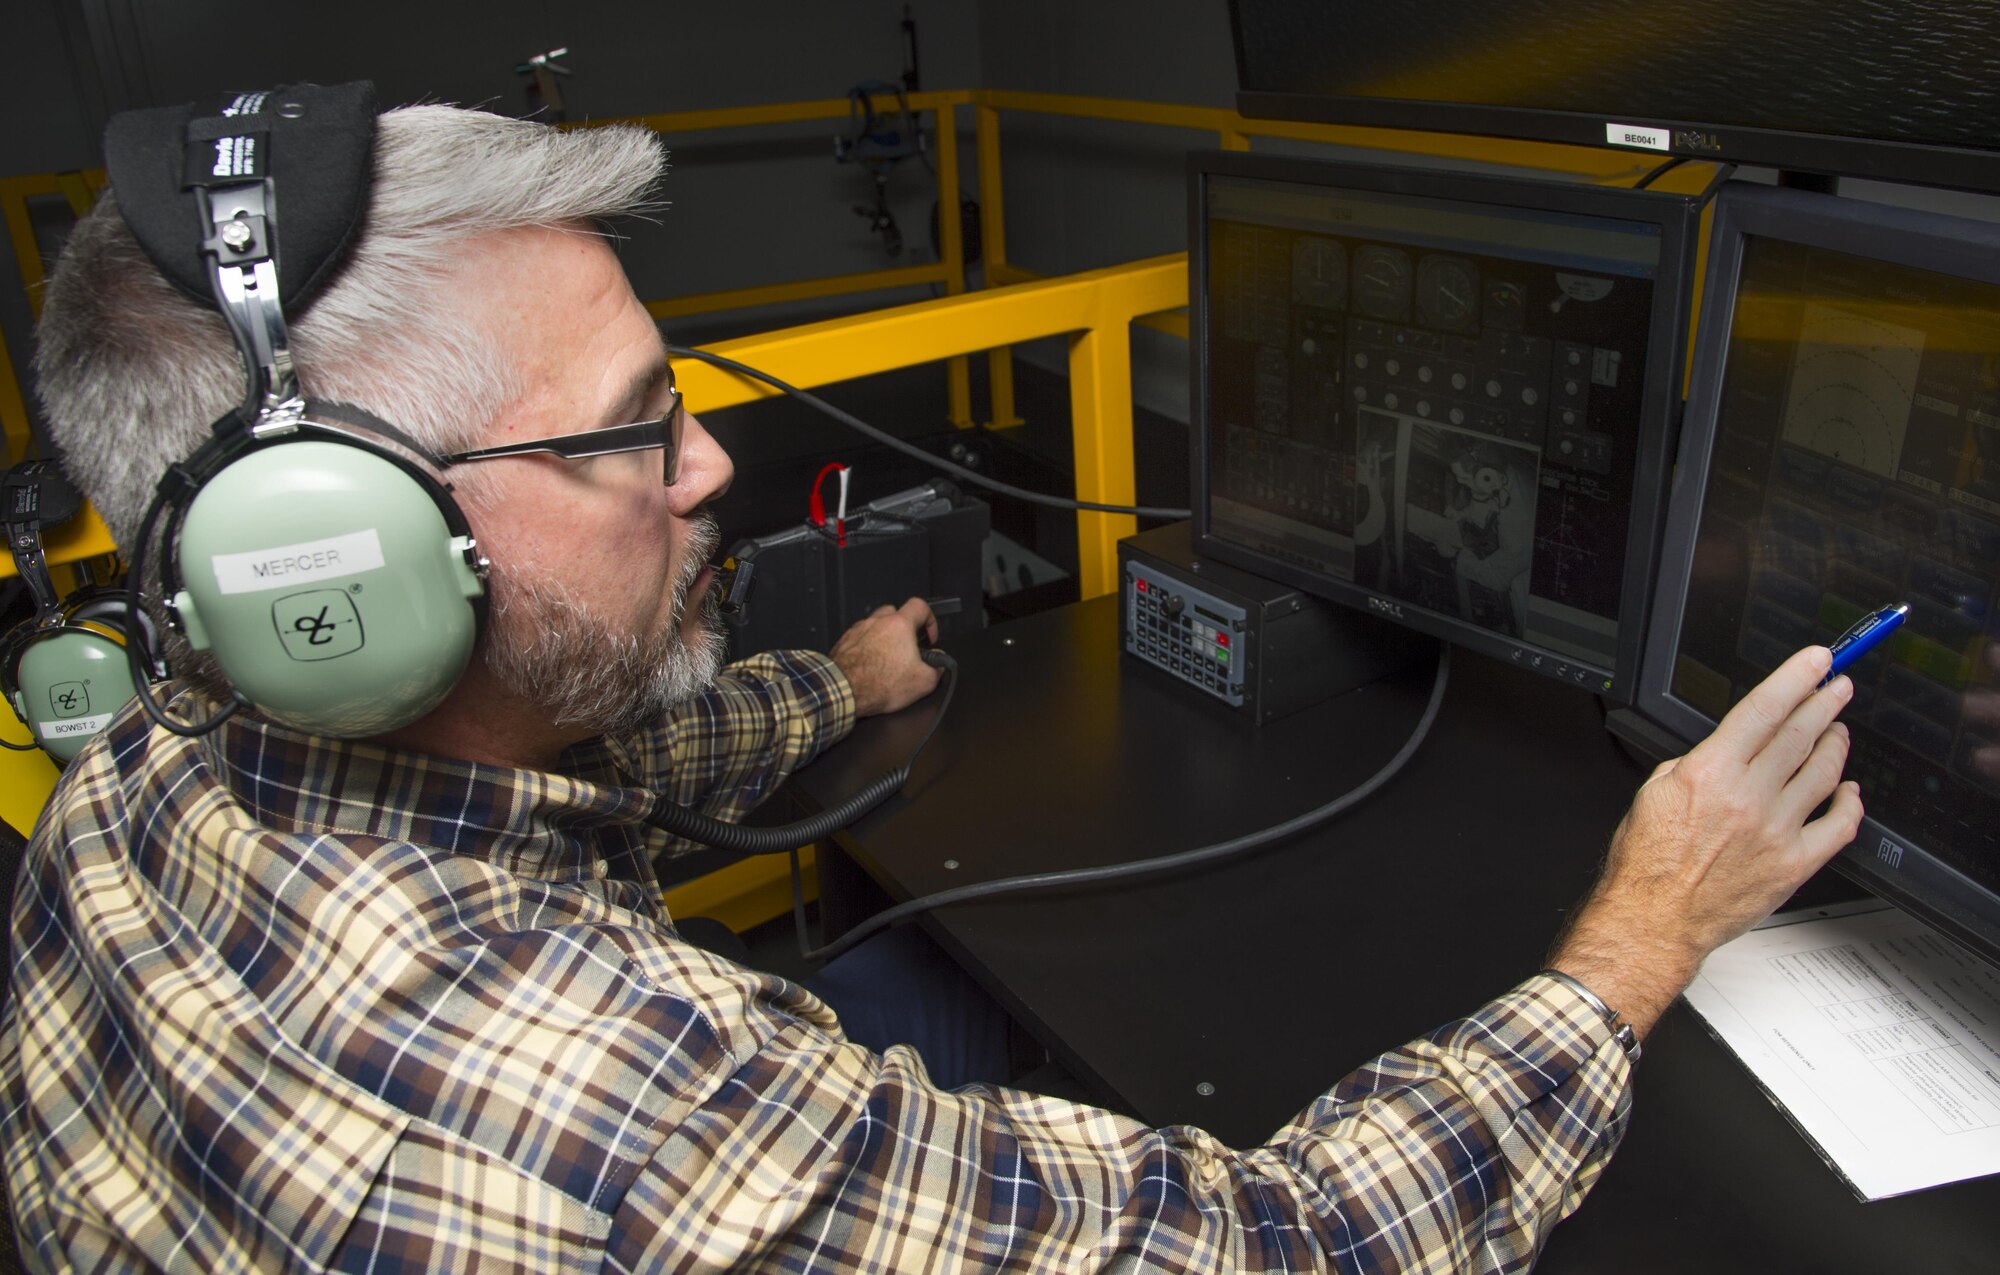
top-left (483, 512), bottom-right (727, 736)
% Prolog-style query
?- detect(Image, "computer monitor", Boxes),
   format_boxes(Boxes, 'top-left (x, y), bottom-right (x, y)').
top-left (1639, 183), bottom-right (2000, 965)
top-left (1230, 0), bottom-right (2000, 193)
top-left (1191, 153), bottom-right (1699, 700)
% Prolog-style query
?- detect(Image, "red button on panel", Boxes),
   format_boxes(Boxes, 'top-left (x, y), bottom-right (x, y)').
top-left (1137, 579), bottom-right (1148, 592)
top-left (1217, 633), bottom-right (1229, 647)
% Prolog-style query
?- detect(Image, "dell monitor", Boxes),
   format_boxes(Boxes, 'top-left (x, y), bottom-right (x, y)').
top-left (1191, 152), bottom-right (1699, 700)
top-left (1230, 0), bottom-right (2000, 194)
top-left (1640, 182), bottom-right (2000, 965)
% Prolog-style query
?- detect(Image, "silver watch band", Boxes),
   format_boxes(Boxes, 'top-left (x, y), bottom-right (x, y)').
top-left (1541, 968), bottom-right (1643, 1063)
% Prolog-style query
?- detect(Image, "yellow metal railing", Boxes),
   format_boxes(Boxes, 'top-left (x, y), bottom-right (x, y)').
top-left (1, 169), bottom-right (104, 466)
top-left (608, 91), bottom-right (980, 429)
top-left (0, 258), bottom-right (1185, 819)
top-left (672, 253), bottom-right (1185, 598)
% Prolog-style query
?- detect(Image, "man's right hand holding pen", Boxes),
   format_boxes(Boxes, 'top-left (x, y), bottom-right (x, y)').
top-left (1548, 644), bottom-right (1866, 1040)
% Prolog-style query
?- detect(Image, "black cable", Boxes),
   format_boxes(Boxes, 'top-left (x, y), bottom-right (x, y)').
top-left (1696, 163), bottom-right (1739, 209)
top-left (1633, 158), bottom-right (1736, 209)
top-left (792, 643), bottom-right (1452, 964)
top-left (124, 485), bottom-right (239, 737)
top-left (645, 649), bottom-right (959, 853)
top-left (1633, 155), bottom-right (1689, 190)
top-left (666, 344), bottom-right (1193, 521)
top-left (0, 632), bottom-right (36, 744)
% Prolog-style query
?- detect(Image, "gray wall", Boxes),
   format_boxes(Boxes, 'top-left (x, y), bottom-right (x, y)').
top-left (975, 0), bottom-right (1237, 424)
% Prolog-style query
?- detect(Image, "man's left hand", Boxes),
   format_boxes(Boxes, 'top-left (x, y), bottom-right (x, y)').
top-left (832, 597), bottom-right (941, 717)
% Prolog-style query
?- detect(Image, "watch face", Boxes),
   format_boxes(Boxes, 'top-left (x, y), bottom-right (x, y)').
top-left (1353, 245), bottom-right (1412, 321)
top-left (1418, 255), bottom-right (1479, 333)
top-left (1291, 236), bottom-right (1347, 309)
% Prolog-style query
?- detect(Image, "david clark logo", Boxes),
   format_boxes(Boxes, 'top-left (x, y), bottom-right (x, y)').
top-left (211, 135), bottom-right (259, 178)
top-left (273, 589), bottom-right (365, 661)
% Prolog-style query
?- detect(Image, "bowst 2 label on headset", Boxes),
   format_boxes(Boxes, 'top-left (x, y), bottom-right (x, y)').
top-left (40, 712), bottom-right (117, 742)
top-left (210, 528), bottom-right (386, 594)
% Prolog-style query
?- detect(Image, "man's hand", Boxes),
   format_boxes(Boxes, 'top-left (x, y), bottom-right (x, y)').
top-left (1551, 645), bottom-right (1865, 1038)
top-left (831, 598), bottom-right (942, 717)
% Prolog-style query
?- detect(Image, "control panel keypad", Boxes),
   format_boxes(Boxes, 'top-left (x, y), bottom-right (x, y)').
top-left (1123, 566), bottom-right (1247, 706)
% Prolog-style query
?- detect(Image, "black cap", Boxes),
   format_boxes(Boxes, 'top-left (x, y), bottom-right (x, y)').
top-left (103, 81), bottom-right (377, 316)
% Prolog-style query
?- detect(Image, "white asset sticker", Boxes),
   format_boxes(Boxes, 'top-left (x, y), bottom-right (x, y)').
top-left (211, 529), bottom-right (385, 595)
top-left (40, 712), bottom-right (115, 740)
top-left (1605, 122), bottom-right (1670, 151)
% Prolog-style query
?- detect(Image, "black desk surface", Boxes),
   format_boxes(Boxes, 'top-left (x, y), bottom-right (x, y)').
top-left (787, 596), bottom-right (1999, 1272)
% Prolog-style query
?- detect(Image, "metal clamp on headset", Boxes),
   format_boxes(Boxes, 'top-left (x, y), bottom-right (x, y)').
top-left (2, 462), bottom-right (161, 761)
top-left (110, 83), bottom-right (490, 740)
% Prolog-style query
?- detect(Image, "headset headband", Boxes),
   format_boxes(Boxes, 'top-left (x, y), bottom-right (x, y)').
top-left (98, 82), bottom-right (487, 742)
top-left (103, 82), bottom-right (378, 428)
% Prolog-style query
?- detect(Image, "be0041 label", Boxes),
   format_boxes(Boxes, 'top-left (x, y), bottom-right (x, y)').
top-left (1605, 123), bottom-right (1669, 151)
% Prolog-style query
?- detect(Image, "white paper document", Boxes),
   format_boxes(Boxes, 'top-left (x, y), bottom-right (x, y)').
top-left (1681, 903), bottom-right (2000, 1200)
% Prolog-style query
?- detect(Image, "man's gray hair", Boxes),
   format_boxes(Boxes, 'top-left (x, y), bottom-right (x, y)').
top-left (34, 105), bottom-right (666, 547)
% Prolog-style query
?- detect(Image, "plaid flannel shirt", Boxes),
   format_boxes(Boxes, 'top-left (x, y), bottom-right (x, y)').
top-left (3, 647), bottom-right (1634, 1273)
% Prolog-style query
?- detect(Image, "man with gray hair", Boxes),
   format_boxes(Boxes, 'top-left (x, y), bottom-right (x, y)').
top-left (2, 92), bottom-right (1863, 1272)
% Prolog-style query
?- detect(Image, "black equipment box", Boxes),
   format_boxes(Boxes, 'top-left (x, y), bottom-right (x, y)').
top-left (1119, 522), bottom-right (1432, 725)
top-left (722, 481), bottom-right (987, 659)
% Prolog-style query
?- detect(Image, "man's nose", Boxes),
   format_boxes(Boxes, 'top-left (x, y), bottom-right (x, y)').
top-left (669, 412), bottom-right (733, 512)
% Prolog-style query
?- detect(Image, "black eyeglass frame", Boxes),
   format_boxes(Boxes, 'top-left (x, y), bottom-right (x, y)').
top-left (440, 383), bottom-right (685, 486)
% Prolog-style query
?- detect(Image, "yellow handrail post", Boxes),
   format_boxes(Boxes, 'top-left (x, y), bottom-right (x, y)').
top-left (1067, 319), bottom-right (1139, 599)
top-left (1219, 129), bottom-right (1252, 152)
top-left (933, 103), bottom-right (973, 429)
top-left (2, 178), bottom-right (52, 320)
top-left (1, 327), bottom-right (32, 466)
top-left (975, 102), bottom-right (1023, 428)
top-left (56, 171), bottom-right (101, 218)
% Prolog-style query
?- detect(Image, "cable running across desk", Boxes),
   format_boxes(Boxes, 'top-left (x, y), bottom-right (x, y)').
top-left (666, 344), bottom-right (1192, 521)
top-left (790, 644), bottom-right (1449, 961)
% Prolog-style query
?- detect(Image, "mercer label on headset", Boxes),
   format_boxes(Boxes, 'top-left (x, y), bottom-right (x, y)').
top-left (211, 529), bottom-right (386, 595)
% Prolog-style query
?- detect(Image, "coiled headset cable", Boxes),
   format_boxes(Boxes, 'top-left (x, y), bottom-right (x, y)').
top-left (653, 643), bottom-right (1450, 964)
top-left (647, 648), bottom-right (961, 855)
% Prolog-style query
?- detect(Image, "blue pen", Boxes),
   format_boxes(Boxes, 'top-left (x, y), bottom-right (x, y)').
top-left (1820, 602), bottom-right (1909, 688)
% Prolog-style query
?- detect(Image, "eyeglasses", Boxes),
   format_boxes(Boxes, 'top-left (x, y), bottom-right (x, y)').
top-left (440, 382), bottom-right (685, 486)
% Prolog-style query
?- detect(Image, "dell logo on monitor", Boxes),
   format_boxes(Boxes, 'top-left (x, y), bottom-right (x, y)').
top-left (1876, 838), bottom-right (1905, 870)
top-left (1367, 596), bottom-right (1404, 619)
top-left (1676, 128), bottom-right (1724, 154)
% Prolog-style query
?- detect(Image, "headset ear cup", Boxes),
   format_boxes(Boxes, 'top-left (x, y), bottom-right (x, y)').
top-left (8, 626), bottom-right (141, 762)
top-left (172, 437), bottom-right (485, 736)
top-left (0, 622), bottom-right (26, 706)
top-left (65, 589), bottom-right (166, 679)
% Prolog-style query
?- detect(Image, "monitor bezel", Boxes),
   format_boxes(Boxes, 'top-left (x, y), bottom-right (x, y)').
top-left (1227, 0), bottom-right (2000, 196)
top-left (1637, 182), bottom-right (2000, 966)
top-left (1189, 150), bottom-right (1701, 703)
top-left (1232, 92), bottom-right (2000, 197)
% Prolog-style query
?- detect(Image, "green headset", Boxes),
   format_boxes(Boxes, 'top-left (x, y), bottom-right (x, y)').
top-left (107, 82), bottom-right (487, 739)
top-left (1, 462), bottom-right (162, 761)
